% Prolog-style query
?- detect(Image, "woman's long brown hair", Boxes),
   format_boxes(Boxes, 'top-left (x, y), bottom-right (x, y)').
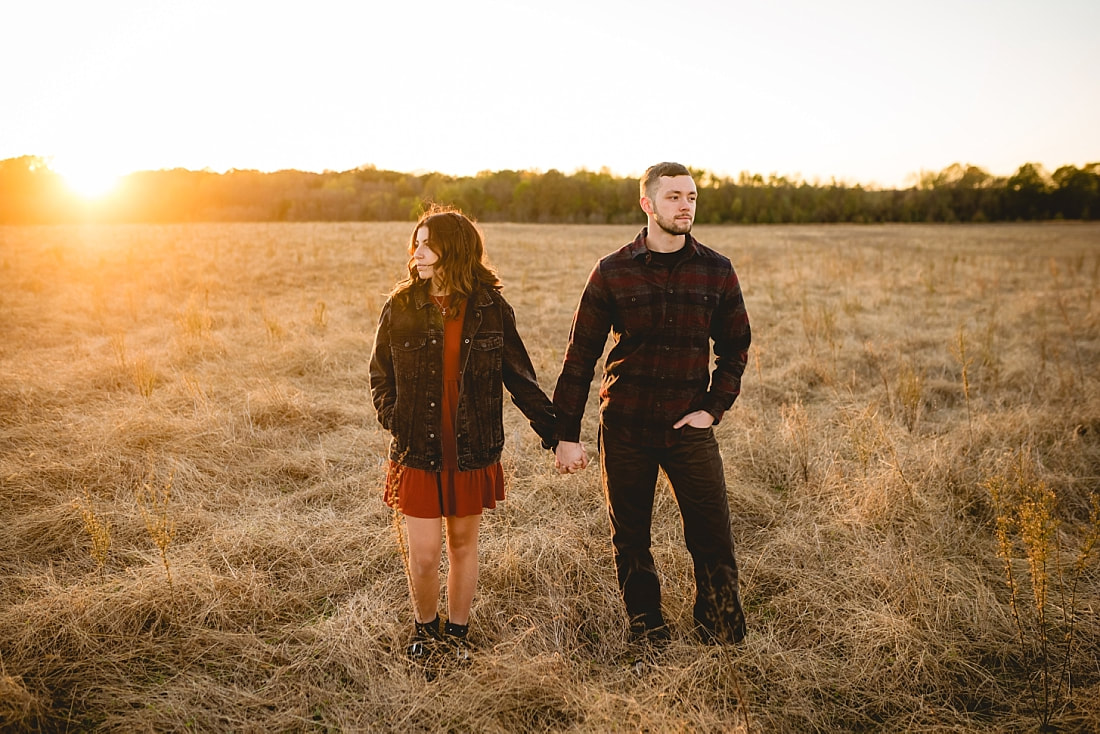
top-left (390, 205), bottom-right (501, 311)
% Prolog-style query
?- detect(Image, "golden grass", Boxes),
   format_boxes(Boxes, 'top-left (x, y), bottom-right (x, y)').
top-left (1, 221), bottom-right (1098, 731)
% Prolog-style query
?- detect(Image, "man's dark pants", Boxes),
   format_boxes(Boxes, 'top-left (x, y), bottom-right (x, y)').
top-left (599, 423), bottom-right (746, 642)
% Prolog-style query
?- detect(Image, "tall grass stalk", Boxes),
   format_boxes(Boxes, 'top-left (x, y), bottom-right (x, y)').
top-left (865, 342), bottom-right (894, 420)
top-left (384, 460), bottom-right (417, 627)
top-left (780, 401), bottom-right (811, 486)
top-left (896, 362), bottom-right (925, 433)
top-left (950, 326), bottom-right (974, 444)
top-left (130, 354), bottom-right (157, 398)
top-left (135, 470), bottom-right (177, 591)
top-left (312, 299), bottom-right (329, 332)
top-left (986, 449), bottom-right (1099, 730)
top-left (1054, 295), bottom-right (1086, 389)
top-left (73, 486), bottom-right (112, 572)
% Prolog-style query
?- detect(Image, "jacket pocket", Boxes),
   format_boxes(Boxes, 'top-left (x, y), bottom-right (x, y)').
top-left (467, 335), bottom-right (503, 382)
top-left (391, 335), bottom-right (427, 448)
top-left (463, 335), bottom-right (505, 451)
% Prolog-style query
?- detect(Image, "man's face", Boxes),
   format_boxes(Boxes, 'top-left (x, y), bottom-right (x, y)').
top-left (645, 175), bottom-right (697, 235)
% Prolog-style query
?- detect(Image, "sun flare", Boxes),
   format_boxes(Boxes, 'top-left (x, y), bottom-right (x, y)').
top-left (53, 157), bottom-right (124, 199)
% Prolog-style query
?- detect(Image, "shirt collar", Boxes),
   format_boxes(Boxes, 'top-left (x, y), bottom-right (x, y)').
top-left (630, 227), bottom-right (700, 262)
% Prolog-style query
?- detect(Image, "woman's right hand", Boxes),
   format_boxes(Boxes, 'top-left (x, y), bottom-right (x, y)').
top-left (555, 441), bottom-right (589, 474)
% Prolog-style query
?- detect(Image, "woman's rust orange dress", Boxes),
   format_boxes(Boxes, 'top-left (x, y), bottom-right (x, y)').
top-left (385, 297), bottom-right (505, 518)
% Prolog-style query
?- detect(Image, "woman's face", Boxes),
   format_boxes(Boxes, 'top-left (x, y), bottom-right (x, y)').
top-left (412, 226), bottom-right (441, 282)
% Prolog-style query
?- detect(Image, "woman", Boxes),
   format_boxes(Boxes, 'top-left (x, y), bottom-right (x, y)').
top-left (369, 206), bottom-right (557, 660)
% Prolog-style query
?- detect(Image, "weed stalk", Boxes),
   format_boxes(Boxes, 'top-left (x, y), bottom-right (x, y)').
top-left (950, 326), bottom-right (974, 444)
top-left (74, 486), bottom-right (112, 572)
top-left (136, 470), bottom-right (177, 591)
top-left (986, 450), bottom-right (1099, 730)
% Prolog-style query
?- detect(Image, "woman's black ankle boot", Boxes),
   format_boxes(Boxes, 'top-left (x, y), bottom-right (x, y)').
top-left (443, 621), bottom-right (471, 662)
top-left (407, 615), bottom-right (441, 660)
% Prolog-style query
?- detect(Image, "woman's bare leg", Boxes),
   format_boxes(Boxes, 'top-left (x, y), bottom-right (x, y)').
top-left (405, 516), bottom-right (443, 623)
top-left (443, 514), bottom-right (481, 625)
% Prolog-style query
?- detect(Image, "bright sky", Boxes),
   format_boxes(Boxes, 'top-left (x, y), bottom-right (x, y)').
top-left (3, 0), bottom-right (1098, 195)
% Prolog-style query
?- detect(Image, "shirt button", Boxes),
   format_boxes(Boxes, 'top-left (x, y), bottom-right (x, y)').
top-left (404, 341), bottom-right (410, 347)
top-left (429, 433), bottom-right (435, 438)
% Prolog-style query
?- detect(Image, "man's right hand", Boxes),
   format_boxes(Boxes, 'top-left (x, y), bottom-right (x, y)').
top-left (555, 440), bottom-right (589, 474)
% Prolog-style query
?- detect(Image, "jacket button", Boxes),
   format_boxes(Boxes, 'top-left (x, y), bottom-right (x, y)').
top-left (429, 433), bottom-right (435, 439)
top-left (464, 338), bottom-right (470, 343)
top-left (430, 401), bottom-right (436, 407)
top-left (404, 341), bottom-right (410, 347)
top-left (431, 339), bottom-right (437, 345)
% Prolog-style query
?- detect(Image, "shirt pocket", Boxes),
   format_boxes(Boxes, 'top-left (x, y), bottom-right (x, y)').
top-left (683, 290), bottom-right (719, 333)
top-left (617, 290), bottom-right (660, 337)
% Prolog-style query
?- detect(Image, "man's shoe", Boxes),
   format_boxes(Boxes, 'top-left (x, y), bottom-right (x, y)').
top-left (695, 608), bottom-right (746, 645)
top-left (628, 611), bottom-right (671, 645)
top-left (694, 585), bottom-right (747, 644)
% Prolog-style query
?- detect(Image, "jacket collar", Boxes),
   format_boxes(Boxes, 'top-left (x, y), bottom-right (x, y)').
top-left (412, 283), bottom-right (495, 309)
top-left (629, 227), bottom-right (701, 261)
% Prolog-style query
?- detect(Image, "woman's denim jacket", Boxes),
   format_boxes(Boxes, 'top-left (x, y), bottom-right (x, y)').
top-left (369, 283), bottom-right (557, 472)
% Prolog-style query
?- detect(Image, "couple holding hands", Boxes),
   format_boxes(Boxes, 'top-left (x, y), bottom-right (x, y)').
top-left (369, 162), bottom-right (751, 661)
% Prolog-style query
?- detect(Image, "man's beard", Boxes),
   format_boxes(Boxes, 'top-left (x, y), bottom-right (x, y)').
top-left (654, 211), bottom-right (692, 236)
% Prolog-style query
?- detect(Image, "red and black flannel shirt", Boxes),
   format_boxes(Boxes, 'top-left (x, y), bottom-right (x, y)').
top-left (553, 228), bottom-right (751, 448)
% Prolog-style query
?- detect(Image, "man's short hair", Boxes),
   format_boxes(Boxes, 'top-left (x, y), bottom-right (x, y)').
top-left (640, 162), bottom-right (692, 200)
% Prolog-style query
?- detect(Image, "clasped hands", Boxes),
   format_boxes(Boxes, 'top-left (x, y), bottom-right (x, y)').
top-left (554, 410), bottom-right (714, 475)
top-left (554, 440), bottom-right (589, 474)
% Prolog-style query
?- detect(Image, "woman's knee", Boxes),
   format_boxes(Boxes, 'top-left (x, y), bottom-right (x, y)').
top-left (409, 548), bottom-right (441, 577)
top-left (445, 516), bottom-right (481, 558)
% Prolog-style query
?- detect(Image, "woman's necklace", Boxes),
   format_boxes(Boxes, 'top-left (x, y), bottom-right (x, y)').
top-left (431, 293), bottom-right (449, 318)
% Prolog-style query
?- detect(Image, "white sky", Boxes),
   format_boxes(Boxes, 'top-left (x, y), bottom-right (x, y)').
top-left (3, 0), bottom-right (1098, 192)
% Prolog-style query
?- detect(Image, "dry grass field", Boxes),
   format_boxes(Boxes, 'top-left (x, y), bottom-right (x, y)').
top-left (1, 221), bottom-right (1098, 732)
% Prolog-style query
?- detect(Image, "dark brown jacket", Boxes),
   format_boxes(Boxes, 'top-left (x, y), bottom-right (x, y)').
top-left (370, 283), bottom-right (556, 471)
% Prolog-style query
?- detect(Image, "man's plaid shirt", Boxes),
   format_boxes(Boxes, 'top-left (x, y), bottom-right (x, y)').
top-left (553, 228), bottom-right (751, 448)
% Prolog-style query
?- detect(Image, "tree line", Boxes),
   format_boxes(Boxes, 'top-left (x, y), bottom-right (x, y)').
top-left (2, 155), bottom-right (1097, 225)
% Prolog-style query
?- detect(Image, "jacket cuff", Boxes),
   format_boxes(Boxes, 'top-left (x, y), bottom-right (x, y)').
top-left (556, 421), bottom-right (583, 444)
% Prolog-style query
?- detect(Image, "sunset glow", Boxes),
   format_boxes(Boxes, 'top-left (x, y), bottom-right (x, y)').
top-left (2, 1), bottom-right (1098, 188)
top-left (53, 157), bottom-right (123, 199)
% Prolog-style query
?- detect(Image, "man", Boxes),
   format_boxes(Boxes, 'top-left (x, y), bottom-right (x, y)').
top-left (553, 162), bottom-right (751, 644)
